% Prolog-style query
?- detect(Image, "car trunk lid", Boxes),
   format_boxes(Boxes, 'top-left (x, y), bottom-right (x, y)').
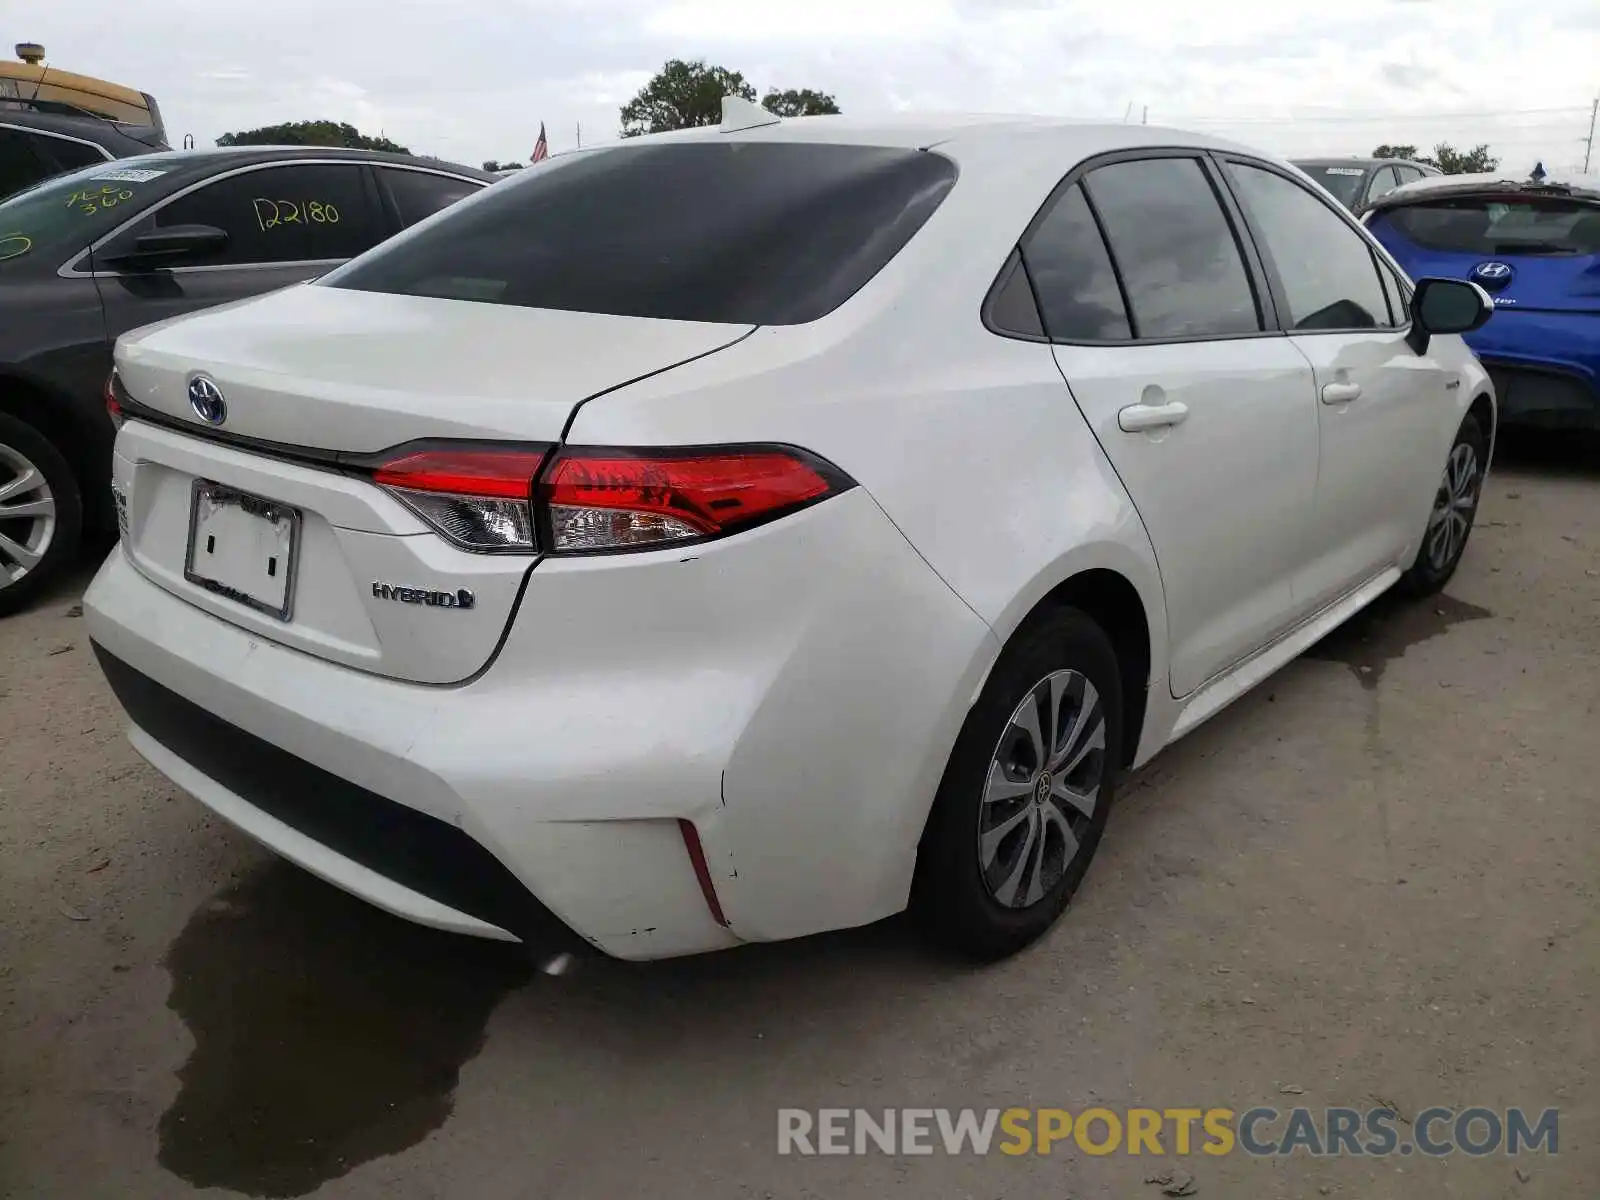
top-left (112, 285), bottom-right (753, 684)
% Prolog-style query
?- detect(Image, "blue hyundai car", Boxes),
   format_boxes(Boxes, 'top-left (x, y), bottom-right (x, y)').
top-left (1365, 171), bottom-right (1600, 430)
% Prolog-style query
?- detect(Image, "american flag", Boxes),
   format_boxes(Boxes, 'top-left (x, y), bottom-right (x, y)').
top-left (531, 123), bottom-right (549, 164)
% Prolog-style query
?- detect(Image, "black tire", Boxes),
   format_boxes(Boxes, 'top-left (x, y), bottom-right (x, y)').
top-left (1397, 413), bottom-right (1487, 598)
top-left (0, 411), bottom-right (84, 618)
top-left (914, 606), bottom-right (1123, 961)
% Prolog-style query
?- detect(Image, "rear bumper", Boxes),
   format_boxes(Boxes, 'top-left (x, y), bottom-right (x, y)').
top-left (85, 487), bottom-right (998, 959)
top-left (1466, 311), bottom-right (1600, 429)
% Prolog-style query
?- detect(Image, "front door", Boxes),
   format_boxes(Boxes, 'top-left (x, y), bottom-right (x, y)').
top-left (1219, 158), bottom-right (1451, 613)
top-left (1022, 154), bottom-right (1322, 697)
top-left (90, 160), bottom-right (385, 343)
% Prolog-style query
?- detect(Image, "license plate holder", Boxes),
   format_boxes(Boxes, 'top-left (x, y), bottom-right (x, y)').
top-left (183, 481), bottom-right (301, 621)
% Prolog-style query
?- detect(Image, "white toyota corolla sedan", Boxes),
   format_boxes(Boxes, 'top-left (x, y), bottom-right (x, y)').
top-left (86, 102), bottom-right (1495, 962)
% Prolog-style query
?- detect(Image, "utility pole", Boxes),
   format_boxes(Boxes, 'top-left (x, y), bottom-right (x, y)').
top-left (1584, 97), bottom-right (1598, 174)
top-left (576, 121), bottom-right (582, 148)
top-left (1141, 105), bottom-right (1148, 126)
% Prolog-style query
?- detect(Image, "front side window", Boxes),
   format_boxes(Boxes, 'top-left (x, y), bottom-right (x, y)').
top-left (326, 142), bottom-right (959, 325)
top-left (1020, 183), bottom-right (1130, 340)
top-left (120, 162), bottom-right (376, 267)
top-left (1225, 162), bottom-right (1391, 331)
top-left (1080, 157), bottom-right (1260, 339)
top-left (33, 133), bottom-right (107, 175)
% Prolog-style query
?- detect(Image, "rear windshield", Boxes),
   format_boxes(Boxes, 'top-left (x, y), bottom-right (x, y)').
top-left (323, 141), bottom-right (959, 324)
top-left (1380, 197), bottom-right (1600, 256)
top-left (1299, 165), bottom-right (1367, 207)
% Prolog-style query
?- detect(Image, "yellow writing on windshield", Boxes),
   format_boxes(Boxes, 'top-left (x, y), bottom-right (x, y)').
top-left (253, 199), bottom-right (342, 231)
top-left (0, 232), bottom-right (32, 262)
top-left (65, 186), bottom-right (135, 216)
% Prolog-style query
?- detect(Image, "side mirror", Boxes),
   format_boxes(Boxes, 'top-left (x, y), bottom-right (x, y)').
top-left (100, 223), bottom-right (229, 269)
top-left (1406, 276), bottom-right (1494, 354)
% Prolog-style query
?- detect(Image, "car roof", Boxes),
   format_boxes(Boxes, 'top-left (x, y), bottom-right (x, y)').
top-left (56, 143), bottom-right (494, 179)
top-left (0, 107), bottom-right (163, 153)
top-left (1292, 156), bottom-right (1434, 171)
top-left (583, 112), bottom-right (1267, 156)
top-left (1372, 169), bottom-right (1600, 210)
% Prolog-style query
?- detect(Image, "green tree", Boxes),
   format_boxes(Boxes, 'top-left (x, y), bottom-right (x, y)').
top-left (761, 87), bottom-right (841, 118)
top-left (620, 60), bottom-right (756, 137)
top-left (483, 160), bottom-right (523, 172)
top-left (1371, 143), bottom-right (1420, 161)
top-left (217, 120), bottom-right (409, 154)
top-left (1429, 142), bottom-right (1499, 174)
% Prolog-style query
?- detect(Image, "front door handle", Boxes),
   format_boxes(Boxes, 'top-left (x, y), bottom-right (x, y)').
top-left (1321, 381), bottom-right (1363, 405)
top-left (1118, 401), bottom-right (1190, 433)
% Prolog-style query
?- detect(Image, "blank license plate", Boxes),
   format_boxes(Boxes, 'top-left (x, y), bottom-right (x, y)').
top-left (184, 481), bottom-right (301, 621)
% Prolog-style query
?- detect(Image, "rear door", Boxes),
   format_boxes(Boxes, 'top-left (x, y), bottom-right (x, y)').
top-left (92, 159), bottom-right (385, 342)
top-left (1220, 157), bottom-right (1449, 611)
top-left (1031, 153), bottom-right (1321, 697)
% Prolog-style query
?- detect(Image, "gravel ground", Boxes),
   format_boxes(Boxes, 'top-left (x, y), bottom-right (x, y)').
top-left (1, 435), bottom-right (1596, 1200)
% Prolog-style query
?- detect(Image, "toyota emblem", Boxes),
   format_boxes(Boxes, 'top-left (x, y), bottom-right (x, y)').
top-left (187, 375), bottom-right (227, 425)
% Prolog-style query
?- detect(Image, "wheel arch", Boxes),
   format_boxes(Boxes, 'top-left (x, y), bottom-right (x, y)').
top-left (1006, 567), bottom-right (1153, 769)
top-left (0, 368), bottom-right (106, 526)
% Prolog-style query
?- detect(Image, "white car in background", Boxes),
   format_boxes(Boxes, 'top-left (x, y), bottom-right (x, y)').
top-left (87, 101), bottom-right (1495, 962)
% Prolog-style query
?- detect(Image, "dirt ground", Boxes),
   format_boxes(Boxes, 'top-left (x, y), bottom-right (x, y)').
top-left (2, 436), bottom-right (1596, 1200)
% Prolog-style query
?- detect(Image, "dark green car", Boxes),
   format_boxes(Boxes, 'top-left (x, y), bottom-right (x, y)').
top-left (0, 146), bottom-right (490, 612)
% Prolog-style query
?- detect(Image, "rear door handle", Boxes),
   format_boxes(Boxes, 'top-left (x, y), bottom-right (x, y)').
top-left (1321, 382), bottom-right (1363, 405)
top-left (1118, 401), bottom-right (1190, 432)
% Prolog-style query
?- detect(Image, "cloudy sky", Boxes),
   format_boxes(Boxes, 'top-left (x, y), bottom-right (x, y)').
top-left (14, 0), bottom-right (1600, 171)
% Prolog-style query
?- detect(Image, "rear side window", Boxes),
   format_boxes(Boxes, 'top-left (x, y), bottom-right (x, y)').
top-left (123, 162), bottom-right (379, 266)
top-left (326, 142), bottom-right (959, 324)
top-left (33, 133), bottom-right (107, 175)
top-left (0, 128), bottom-right (48, 198)
top-left (1081, 157), bottom-right (1260, 339)
top-left (1379, 198), bottom-right (1600, 256)
top-left (379, 167), bottom-right (481, 227)
top-left (1367, 166), bottom-right (1401, 203)
top-left (1020, 183), bottom-right (1130, 340)
top-left (1225, 162), bottom-right (1391, 331)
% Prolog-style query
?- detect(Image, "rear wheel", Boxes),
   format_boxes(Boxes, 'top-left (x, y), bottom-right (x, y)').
top-left (1398, 413), bottom-right (1486, 597)
top-left (0, 413), bottom-right (83, 617)
top-left (914, 607), bottom-right (1122, 960)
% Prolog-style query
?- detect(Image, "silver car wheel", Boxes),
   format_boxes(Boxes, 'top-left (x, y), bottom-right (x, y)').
top-left (1425, 441), bottom-right (1479, 573)
top-left (0, 441), bottom-right (57, 590)
top-left (978, 668), bottom-right (1107, 910)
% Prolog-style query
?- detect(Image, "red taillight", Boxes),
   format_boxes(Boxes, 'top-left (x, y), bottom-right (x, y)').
top-left (368, 443), bottom-right (852, 555)
top-left (538, 446), bottom-right (849, 553)
top-left (372, 447), bottom-right (548, 553)
top-left (105, 371), bottom-right (124, 430)
top-left (372, 449), bottom-right (548, 499)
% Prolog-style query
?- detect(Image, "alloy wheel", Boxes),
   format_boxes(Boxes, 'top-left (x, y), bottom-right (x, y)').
top-left (978, 669), bottom-right (1107, 909)
top-left (1425, 441), bottom-right (1479, 573)
top-left (0, 442), bottom-right (58, 590)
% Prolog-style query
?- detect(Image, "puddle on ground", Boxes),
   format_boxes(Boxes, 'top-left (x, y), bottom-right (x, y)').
top-left (1305, 592), bottom-right (1492, 689)
top-left (159, 861), bottom-right (535, 1198)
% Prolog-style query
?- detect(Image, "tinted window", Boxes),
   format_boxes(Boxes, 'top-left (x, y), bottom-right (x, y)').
top-left (0, 128), bottom-right (48, 198)
top-left (33, 133), bottom-right (107, 175)
top-left (128, 162), bottom-right (377, 266)
top-left (1081, 158), bottom-right (1259, 339)
top-left (987, 250), bottom-right (1045, 337)
top-left (1226, 162), bottom-right (1390, 331)
top-left (380, 167), bottom-right (481, 227)
top-left (1395, 166), bottom-right (1425, 185)
top-left (1021, 183), bottom-right (1130, 340)
top-left (1367, 166), bottom-right (1401, 203)
top-left (326, 142), bottom-right (958, 324)
top-left (1380, 198), bottom-right (1600, 256)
